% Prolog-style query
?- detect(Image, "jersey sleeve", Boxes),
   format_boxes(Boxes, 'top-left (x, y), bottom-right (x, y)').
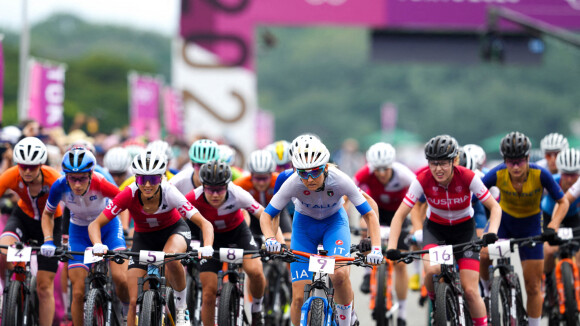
top-left (481, 166), bottom-right (499, 189)
top-left (95, 174), bottom-right (120, 199)
top-left (273, 169), bottom-right (293, 194)
top-left (0, 167), bottom-right (17, 197)
top-left (469, 174), bottom-right (491, 202)
top-left (568, 178), bottom-right (580, 199)
top-left (167, 184), bottom-right (199, 219)
top-left (403, 179), bottom-right (424, 208)
top-left (266, 174), bottom-right (295, 217)
top-left (46, 177), bottom-right (67, 213)
top-left (335, 169), bottom-right (371, 215)
top-left (103, 187), bottom-right (132, 220)
top-left (540, 168), bottom-right (565, 201)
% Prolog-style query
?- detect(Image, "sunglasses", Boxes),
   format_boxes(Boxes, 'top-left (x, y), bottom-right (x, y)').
top-left (66, 175), bottom-right (90, 183)
top-left (505, 158), bottom-right (527, 167)
top-left (18, 164), bottom-right (40, 171)
top-left (203, 185), bottom-right (227, 195)
top-left (374, 166), bottom-right (390, 172)
top-left (428, 160), bottom-right (452, 168)
top-left (136, 175), bottom-right (162, 186)
top-left (192, 162), bottom-right (203, 170)
top-left (296, 165), bottom-right (326, 180)
top-left (252, 174), bottom-right (271, 182)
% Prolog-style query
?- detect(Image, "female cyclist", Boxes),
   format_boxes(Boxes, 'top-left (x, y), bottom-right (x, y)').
top-left (386, 135), bottom-right (502, 326)
top-left (88, 150), bottom-right (215, 326)
top-left (260, 135), bottom-right (382, 326)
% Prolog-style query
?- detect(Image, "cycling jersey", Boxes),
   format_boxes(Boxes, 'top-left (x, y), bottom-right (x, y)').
top-left (353, 162), bottom-right (416, 211)
top-left (265, 166), bottom-right (371, 220)
top-left (273, 169), bottom-right (294, 194)
top-left (94, 164), bottom-right (116, 184)
top-left (186, 182), bottom-right (262, 233)
top-left (542, 174), bottom-right (580, 217)
top-left (46, 172), bottom-right (120, 226)
top-left (403, 166), bottom-right (490, 226)
top-left (119, 170), bottom-right (175, 191)
top-left (0, 165), bottom-right (63, 220)
top-left (482, 163), bottom-right (563, 218)
top-left (233, 173), bottom-right (279, 207)
top-left (103, 181), bottom-right (199, 232)
top-left (169, 166), bottom-right (196, 194)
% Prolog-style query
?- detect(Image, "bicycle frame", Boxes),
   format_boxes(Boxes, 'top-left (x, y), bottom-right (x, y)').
top-left (84, 256), bottom-right (123, 326)
top-left (489, 256), bottom-right (521, 326)
top-left (434, 263), bottom-right (469, 326)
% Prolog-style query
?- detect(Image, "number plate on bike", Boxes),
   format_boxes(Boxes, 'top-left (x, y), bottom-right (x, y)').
top-left (428, 245), bottom-right (453, 266)
top-left (488, 239), bottom-right (511, 258)
top-left (84, 248), bottom-right (104, 264)
top-left (558, 227), bottom-right (573, 240)
top-left (219, 248), bottom-right (243, 263)
top-left (7, 246), bottom-right (31, 262)
top-left (308, 255), bottom-right (335, 274)
top-left (139, 250), bottom-right (165, 266)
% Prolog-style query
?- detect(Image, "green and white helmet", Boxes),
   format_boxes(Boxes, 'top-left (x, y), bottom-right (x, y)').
top-left (189, 139), bottom-right (220, 164)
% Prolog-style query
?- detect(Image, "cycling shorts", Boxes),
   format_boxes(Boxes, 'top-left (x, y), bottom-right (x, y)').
top-left (490, 211), bottom-right (543, 261)
top-left (543, 211), bottom-right (580, 237)
top-left (290, 208), bottom-right (351, 282)
top-left (68, 217), bottom-right (126, 270)
top-left (422, 218), bottom-right (479, 272)
top-left (185, 218), bottom-right (201, 241)
top-left (1, 206), bottom-right (62, 273)
top-left (128, 219), bottom-right (191, 270)
top-left (199, 221), bottom-right (258, 274)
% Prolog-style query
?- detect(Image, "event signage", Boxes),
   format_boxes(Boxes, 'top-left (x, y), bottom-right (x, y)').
top-left (128, 73), bottom-right (161, 140)
top-left (27, 59), bottom-right (66, 129)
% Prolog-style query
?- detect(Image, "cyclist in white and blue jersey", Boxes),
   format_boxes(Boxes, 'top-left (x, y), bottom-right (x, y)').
top-left (260, 135), bottom-right (382, 326)
top-left (40, 148), bottom-right (129, 326)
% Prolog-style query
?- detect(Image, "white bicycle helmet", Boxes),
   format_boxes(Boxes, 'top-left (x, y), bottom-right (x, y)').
top-left (0, 126), bottom-right (22, 145)
top-left (248, 150), bottom-right (276, 174)
top-left (458, 148), bottom-right (476, 171)
top-left (218, 144), bottom-right (236, 165)
top-left (13, 137), bottom-right (47, 165)
top-left (265, 140), bottom-right (291, 166)
top-left (556, 148), bottom-right (580, 174)
top-left (104, 147), bottom-right (133, 173)
top-left (289, 135), bottom-right (330, 170)
top-left (366, 142), bottom-right (396, 170)
top-left (131, 150), bottom-right (167, 175)
top-left (540, 133), bottom-right (569, 154)
top-left (147, 140), bottom-right (173, 161)
top-left (462, 144), bottom-right (486, 170)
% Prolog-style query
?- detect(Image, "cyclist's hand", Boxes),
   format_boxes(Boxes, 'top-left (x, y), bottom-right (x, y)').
top-left (265, 237), bottom-right (281, 253)
top-left (40, 240), bottom-right (57, 257)
top-left (92, 243), bottom-right (108, 256)
top-left (358, 238), bottom-right (372, 253)
top-left (200, 246), bottom-right (214, 259)
top-left (386, 249), bottom-right (401, 261)
top-left (366, 246), bottom-right (383, 265)
top-left (543, 228), bottom-right (559, 245)
top-left (413, 230), bottom-right (423, 244)
top-left (482, 233), bottom-right (498, 246)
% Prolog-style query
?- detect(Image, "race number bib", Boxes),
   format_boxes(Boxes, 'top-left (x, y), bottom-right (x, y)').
top-left (558, 228), bottom-right (573, 240)
top-left (219, 248), bottom-right (243, 264)
top-left (308, 255), bottom-right (335, 274)
top-left (7, 246), bottom-right (32, 262)
top-left (139, 250), bottom-right (165, 266)
top-left (84, 248), bottom-right (104, 264)
top-left (488, 240), bottom-right (511, 258)
top-left (429, 245), bottom-right (453, 266)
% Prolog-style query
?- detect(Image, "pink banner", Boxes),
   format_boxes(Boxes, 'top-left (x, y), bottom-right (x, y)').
top-left (162, 86), bottom-right (184, 137)
top-left (255, 109), bottom-right (275, 149)
top-left (381, 103), bottom-right (397, 132)
top-left (27, 60), bottom-right (65, 129)
top-left (0, 39), bottom-right (3, 123)
top-left (129, 73), bottom-right (161, 140)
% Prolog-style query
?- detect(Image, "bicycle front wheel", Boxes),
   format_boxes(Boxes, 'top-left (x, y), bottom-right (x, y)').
top-left (561, 262), bottom-right (580, 326)
top-left (164, 287), bottom-right (177, 325)
top-left (435, 283), bottom-right (460, 326)
top-left (84, 288), bottom-right (107, 326)
top-left (374, 264), bottom-right (388, 326)
top-left (308, 297), bottom-right (326, 326)
top-left (217, 282), bottom-right (240, 326)
top-left (490, 276), bottom-right (510, 326)
top-left (2, 281), bottom-right (24, 326)
top-left (139, 290), bottom-right (161, 326)
top-left (186, 272), bottom-right (202, 326)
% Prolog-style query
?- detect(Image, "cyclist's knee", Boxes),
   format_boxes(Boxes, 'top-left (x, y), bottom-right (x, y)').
top-left (463, 285), bottom-right (480, 303)
top-left (331, 269), bottom-right (350, 288)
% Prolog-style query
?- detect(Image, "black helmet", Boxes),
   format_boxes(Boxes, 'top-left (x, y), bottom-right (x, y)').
top-left (199, 160), bottom-right (232, 186)
top-left (425, 135), bottom-right (458, 160)
top-left (500, 132), bottom-right (531, 159)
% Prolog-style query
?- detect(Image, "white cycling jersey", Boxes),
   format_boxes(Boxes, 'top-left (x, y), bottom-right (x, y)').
top-left (169, 166), bottom-right (196, 195)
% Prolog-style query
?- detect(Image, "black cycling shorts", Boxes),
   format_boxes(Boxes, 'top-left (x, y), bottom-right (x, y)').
top-left (422, 218), bottom-right (479, 271)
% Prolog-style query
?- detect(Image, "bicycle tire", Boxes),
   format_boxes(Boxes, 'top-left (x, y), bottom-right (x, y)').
top-left (279, 273), bottom-right (292, 326)
top-left (139, 290), bottom-right (161, 326)
top-left (374, 263), bottom-right (388, 326)
top-left (308, 297), bottom-right (326, 326)
top-left (186, 273), bottom-right (202, 326)
top-left (84, 288), bottom-right (107, 326)
top-left (490, 277), bottom-right (510, 326)
top-left (26, 275), bottom-right (39, 326)
top-left (435, 282), bottom-right (460, 326)
top-left (561, 262), bottom-right (580, 326)
top-left (2, 281), bottom-right (24, 326)
top-left (217, 282), bottom-right (240, 326)
top-left (263, 263), bottom-right (277, 326)
top-left (514, 276), bottom-right (528, 325)
top-left (164, 287), bottom-right (177, 325)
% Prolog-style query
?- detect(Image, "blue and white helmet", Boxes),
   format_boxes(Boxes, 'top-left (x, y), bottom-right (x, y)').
top-left (62, 148), bottom-right (96, 173)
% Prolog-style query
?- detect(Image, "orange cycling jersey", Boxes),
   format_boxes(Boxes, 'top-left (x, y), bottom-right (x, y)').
top-left (0, 165), bottom-right (63, 220)
top-left (234, 172), bottom-right (279, 206)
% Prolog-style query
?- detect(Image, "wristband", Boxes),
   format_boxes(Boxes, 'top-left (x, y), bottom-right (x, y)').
top-left (44, 236), bottom-right (53, 240)
top-left (372, 246), bottom-right (381, 252)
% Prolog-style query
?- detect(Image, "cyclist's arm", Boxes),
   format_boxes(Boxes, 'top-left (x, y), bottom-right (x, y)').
top-left (481, 196), bottom-right (501, 234)
top-left (361, 208), bottom-right (381, 247)
top-left (88, 213), bottom-right (110, 245)
top-left (410, 200), bottom-right (426, 232)
top-left (360, 190), bottom-right (379, 218)
top-left (41, 208), bottom-right (56, 241)
top-left (260, 210), bottom-right (277, 240)
top-left (119, 210), bottom-right (130, 232)
top-left (189, 212), bottom-right (214, 247)
top-left (387, 202), bottom-right (413, 251)
top-left (548, 196), bottom-right (570, 230)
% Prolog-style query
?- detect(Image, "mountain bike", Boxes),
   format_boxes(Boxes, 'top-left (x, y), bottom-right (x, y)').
top-left (261, 248), bottom-right (292, 326)
top-left (369, 226), bottom-right (397, 326)
top-left (265, 245), bottom-right (370, 326)
top-left (186, 240), bottom-right (203, 326)
top-left (398, 239), bottom-right (486, 326)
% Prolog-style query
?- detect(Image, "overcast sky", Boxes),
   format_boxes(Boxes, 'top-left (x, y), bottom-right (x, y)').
top-left (0, 0), bottom-right (180, 36)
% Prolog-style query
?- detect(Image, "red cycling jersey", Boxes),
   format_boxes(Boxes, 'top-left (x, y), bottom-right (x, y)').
top-left (353, 162), bottom-right (416, 211)
top-left (403, 166), bottom-right (490, 225)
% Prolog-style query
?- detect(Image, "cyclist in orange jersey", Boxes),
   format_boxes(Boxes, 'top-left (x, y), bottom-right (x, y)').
top-left (0, 137), bottom-right (63, 326)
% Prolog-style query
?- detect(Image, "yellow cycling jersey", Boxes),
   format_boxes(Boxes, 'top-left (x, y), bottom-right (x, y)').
top-left (119, 171), bottom-right (175, 191)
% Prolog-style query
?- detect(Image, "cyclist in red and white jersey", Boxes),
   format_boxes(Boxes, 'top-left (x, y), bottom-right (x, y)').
top-left (386, 135), bottom-right (502, 326)
top-left (88, 150), bottom-right (215, 326)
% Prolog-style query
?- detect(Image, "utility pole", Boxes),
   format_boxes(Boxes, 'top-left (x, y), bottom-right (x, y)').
top-left (17, 0), bottom-right (30, 121)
